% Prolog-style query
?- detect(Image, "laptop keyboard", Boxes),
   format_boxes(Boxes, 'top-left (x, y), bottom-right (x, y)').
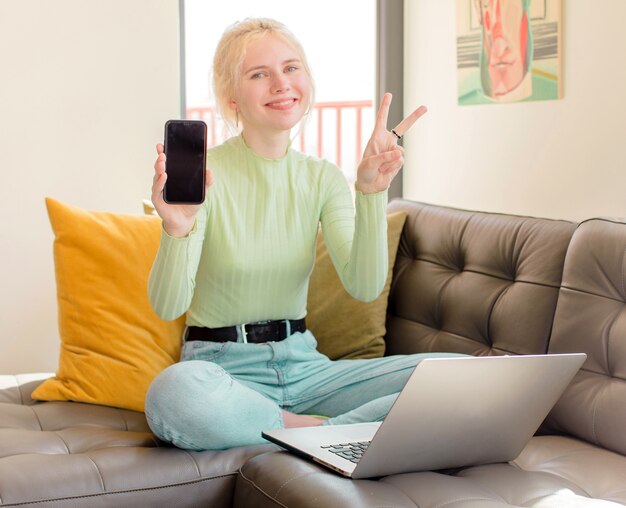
top-left (321, 441), bottom-right (371, 463)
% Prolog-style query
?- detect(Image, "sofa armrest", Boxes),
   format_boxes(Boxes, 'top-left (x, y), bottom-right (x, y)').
top-left (0, 373), bottom-right (54, 405)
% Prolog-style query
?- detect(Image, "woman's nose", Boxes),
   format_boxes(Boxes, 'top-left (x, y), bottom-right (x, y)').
top-left (271, 74), bottom-right (290, 94)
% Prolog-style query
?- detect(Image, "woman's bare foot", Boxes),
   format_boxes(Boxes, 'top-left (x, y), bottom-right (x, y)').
top-left (282, 410), bottom-right (325, 428)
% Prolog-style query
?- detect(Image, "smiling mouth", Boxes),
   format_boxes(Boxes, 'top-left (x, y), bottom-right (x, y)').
top-left (266, 98), bottom-right (298, 109)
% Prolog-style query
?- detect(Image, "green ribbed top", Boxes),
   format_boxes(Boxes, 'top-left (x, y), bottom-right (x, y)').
top-left (148, 135), bottom-right (388, 327)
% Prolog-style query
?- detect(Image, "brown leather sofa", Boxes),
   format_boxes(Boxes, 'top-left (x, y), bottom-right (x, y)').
top-left (2, 199), bottom-right (625, 507)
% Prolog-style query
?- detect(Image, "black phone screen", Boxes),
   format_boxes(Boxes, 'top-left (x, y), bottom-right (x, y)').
top-left (163, 120), bottom-right (207, 204)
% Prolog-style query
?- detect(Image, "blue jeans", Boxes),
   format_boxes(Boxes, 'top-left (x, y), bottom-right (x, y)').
top-left (145, 331), bottom-right (462, 450)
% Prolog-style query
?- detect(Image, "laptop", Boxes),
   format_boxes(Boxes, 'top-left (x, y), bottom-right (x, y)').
top-left (262, 353), bottom-right (586, 479)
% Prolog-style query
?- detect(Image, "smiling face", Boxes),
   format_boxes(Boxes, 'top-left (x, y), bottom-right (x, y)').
top-left (476, 0), bottom-right (531, 99)
top-left (231, 33), bottom-right (312, 139)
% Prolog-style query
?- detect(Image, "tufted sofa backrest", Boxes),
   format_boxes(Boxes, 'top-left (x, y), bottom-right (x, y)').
top-left (544, 218), bottom-right (626, 456)
top-left (385, 200), bottom-right (577, 357)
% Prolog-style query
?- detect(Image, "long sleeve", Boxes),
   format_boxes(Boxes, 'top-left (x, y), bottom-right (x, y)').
top-left (320, 166), bottom-right (389, 302)
top-left (147, 205), bottom-right (208, 321)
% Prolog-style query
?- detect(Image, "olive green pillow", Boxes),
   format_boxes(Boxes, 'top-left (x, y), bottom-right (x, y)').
top-left (307, 212), bottom-right (407, 359)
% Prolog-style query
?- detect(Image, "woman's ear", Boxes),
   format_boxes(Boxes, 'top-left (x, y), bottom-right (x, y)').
top-left (229, 99), bottom-right (240, 129)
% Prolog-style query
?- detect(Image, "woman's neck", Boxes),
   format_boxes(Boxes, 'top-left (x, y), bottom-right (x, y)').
top-left (241, 128), bottom-right (291, 160)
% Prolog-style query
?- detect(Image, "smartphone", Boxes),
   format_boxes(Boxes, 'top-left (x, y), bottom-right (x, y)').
top-left (163, 119), bottom-right (207, 204)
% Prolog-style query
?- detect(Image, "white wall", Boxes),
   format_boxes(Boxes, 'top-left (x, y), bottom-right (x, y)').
top-left (403, 0), bottom-right (626, 222)
top-left (0, 0), bottom-right (180, 373)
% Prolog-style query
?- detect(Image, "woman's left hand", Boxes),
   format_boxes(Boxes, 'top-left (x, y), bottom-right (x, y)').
top-left (356, 92), bottom-right (427, 194)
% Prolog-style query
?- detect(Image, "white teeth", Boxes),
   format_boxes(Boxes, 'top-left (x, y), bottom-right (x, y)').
top-left (269, 99), bottom-right (294, 106)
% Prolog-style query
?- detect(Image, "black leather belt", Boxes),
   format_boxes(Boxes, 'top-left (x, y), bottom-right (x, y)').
top-left (185, 318), bottom-right (306, 344)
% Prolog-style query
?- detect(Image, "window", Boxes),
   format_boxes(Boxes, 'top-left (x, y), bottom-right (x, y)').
top-left (182, 0), bottom-right (376, 185)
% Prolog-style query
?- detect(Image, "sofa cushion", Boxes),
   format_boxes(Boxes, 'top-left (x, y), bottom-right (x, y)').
top-left (234, 435), bottom-right (626, 507)
top-left (31, 198), bottom-right (186, 412)
top-left (0, 373), bottom-right (53, 405)
top-left (385, 200), bottom-right (577, 356)
top-left (545, 218), bottom-right (626, 456)
top-left (307, 211), bottom-right (407, 359)
top-left (514, 435), bottom-right (626, 504)
top-left (0, 374), bottom-right (275, 507)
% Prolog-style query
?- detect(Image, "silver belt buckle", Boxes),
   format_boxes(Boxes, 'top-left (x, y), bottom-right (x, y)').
top-left (239, 324), bottom-right (248, 343)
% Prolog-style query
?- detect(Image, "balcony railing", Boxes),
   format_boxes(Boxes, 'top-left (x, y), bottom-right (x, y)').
top-left (186, 100), bottom-right (373, 181)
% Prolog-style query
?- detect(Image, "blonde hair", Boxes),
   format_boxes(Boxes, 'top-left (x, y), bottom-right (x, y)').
top-left (212, 18), bottom-right (315, 131)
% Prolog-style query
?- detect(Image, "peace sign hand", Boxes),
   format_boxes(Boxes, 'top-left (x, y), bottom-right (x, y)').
top-left (356, 93), bottom-right (427, 195)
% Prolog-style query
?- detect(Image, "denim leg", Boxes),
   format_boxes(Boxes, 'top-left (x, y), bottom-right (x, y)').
top-left (285, 336), bottom-right (466, 424)
top-left (145, 331), bottom-right (467, 449)
top-left (145, 360), bottom-right (283, 450)
top-left (322, 393), bottom-right (400, 425)
top-left (319, 350), bottom-right (464, 425)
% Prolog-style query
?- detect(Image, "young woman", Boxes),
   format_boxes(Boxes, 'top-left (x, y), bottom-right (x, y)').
top-left (146, 18), bottom-right (459, 451)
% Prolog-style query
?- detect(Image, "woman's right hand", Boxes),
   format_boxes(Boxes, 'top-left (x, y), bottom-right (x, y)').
top-left (151, 143), bottom-right (213, 238)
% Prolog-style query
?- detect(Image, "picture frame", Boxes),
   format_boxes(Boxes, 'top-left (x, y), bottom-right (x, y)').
top-left (457, 0), bottom-right (563, 105)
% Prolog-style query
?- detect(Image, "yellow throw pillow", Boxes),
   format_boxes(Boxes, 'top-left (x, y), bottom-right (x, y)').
top-left (307, 212), bottom-right (407, 360)
top-left (32, 198), bottom-right (185, 412)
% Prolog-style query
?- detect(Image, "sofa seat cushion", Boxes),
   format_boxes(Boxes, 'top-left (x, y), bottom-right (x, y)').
top-left (0, 375), bottom-right (275, 507)
top-left (234, 436), bottom-right (626, 507)
top-left (513, 435), bottom-right (626, 504)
